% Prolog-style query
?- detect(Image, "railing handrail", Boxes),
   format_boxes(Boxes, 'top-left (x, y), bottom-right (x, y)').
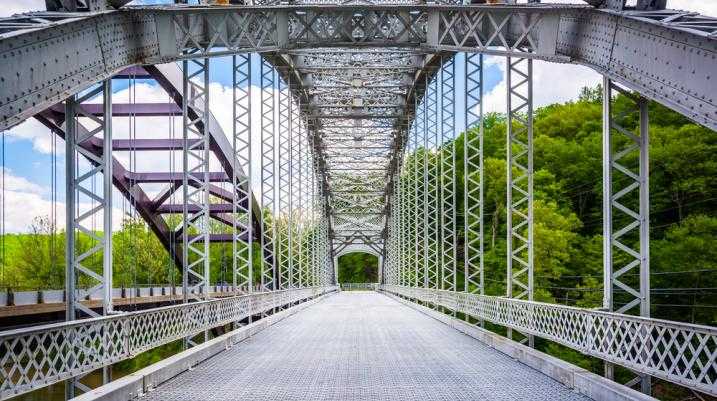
top-left (383, 285), bottom-right (717, 334)
top-left (381, 285), bottom-right (717, 396)
top-left (339, 282), bottom-right (379, 290)
top-left (0, 286), bottom-right (338, 399)
top-left (0, 286), bottom-right (329, 338)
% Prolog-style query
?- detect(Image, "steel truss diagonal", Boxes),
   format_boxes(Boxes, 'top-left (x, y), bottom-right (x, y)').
top-left (464, 53), bottom-right (484, 296)
top-left (424, 73), bottom-right (439, 290)
top-left (232, 54), bottom-right (253, 294)
top-left (414, 92), bottom-right (426, 288)
top-left (402, 135), bottom-right (414, 287)
top-left (260, 57), bottom-right (277, 292)
top-left (290, 90), bottom-right (302, 289)
top-left (506, 56), bottom-right (534, 347)
top-left (182, 58), bottom-right (211, 307)
top-left (602, 77), bottom-right (652, 395)
top-left (64, 79), bottom-right (113, 397)
top-left (439, 56), bottom-right (456, 293)
top-left (278, 74), bottom-right (292, 289)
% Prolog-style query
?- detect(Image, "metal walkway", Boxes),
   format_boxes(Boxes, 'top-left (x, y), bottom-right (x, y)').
top-left (142, 292), bottom-right (590, 401)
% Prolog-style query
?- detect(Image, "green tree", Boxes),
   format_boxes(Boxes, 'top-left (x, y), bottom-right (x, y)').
top-left (337, 252), bottom-right (378, 283)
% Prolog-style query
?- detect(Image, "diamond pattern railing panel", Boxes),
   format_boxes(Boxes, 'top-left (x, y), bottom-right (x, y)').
top-left (0, 287), bottom-right (336, 399)
top-left (382, 285), bottom-right (717, 396)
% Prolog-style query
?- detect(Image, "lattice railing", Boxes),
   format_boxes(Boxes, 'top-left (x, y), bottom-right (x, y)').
top-left (0, 286), bottom-right (337, 399)
top-left (381, 285), bottom-right (717, 396)
top-left (340, 283), bottom-right (379, 291)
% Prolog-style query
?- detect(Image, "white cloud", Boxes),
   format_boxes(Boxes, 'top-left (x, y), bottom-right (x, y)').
top-left (0, 167), bottom-right (47, 195)
top-left (0, 0), bottom-right (45, 17)
top-left (5, 118), bottom-right (58, 155)
top-left (483, 56), bottom-right (600, 113)
top-left (0, 167), bottom-right (124, 232)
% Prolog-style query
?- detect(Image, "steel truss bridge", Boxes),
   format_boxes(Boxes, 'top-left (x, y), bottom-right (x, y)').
top-left (0, 0), bottom-right (716, 400)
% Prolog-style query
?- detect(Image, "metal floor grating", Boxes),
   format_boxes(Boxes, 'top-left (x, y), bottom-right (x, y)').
top-left (142, 292), bottom-right (592, 401)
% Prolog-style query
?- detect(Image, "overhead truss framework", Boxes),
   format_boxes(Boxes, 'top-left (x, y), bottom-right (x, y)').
top-left (1, 4), bottom-right (716, 131)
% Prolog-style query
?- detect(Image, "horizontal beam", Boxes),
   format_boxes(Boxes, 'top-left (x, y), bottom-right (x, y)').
top-left (1, 5), bottom-right (714, 130)
top-left (124, 171), bottom-right (229, 183)
top-left (156, 203), bottom-right (235, 213)
top-left (50, 102), bottom-right (181, 116)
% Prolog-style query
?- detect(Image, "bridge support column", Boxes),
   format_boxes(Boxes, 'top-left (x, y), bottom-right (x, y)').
top-left (64, 78), bottom-right (114, 398)
top-left (399, 147), bottom-right (409, 287)
top-left (278, 72), bottom-right (292, 289)
top-left (602, 77), bottom-right (652, 395)
top-left (182, 57), bottom-right (211, 345)
top-left (440, 55), bottom-right (457, 294)
top-left (464, 53), bottom-right (484, 304)
top-left (414, 85), bottom-right (425, 289)
top-left (260, 57), bottom-right (277, 292)
top-left (232, 53), bottom-right (253, 296)
top-left (298, 112), bottom-right (311, 288)
top-left (424, 73), bottom-right (439, 290)
top-left (506, 56), bottom-right (534, 347)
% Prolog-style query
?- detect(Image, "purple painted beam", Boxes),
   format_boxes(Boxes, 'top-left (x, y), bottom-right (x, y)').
top-left (145, 64), bottom-right (266, 253)
top-left (50, 103), bottom-right (182, 117)
top-left (125, 172), bottom-right (229, 183)
top-left (156, 204), bottom-right (235, 214)
top-left (112, 138), bottom-right (202, 151)
top-left (115, 66), bottom-right (153, 79)
top-left (183, 234), bottom-right (250, 243)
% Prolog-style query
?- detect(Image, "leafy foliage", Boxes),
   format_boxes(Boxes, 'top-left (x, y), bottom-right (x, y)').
top-left (337, 253), bottom-right (378, 283)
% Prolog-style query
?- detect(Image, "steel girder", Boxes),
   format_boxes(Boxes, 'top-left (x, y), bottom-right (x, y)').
top-left (1, 5), bottom-right (716, 131)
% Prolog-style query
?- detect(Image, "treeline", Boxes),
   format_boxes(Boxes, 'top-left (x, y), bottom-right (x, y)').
top-left (0, 214), bottom-right (321, 291)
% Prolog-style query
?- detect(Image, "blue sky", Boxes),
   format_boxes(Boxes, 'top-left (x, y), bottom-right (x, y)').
top-left (0, 0), bottom-right (714, 232)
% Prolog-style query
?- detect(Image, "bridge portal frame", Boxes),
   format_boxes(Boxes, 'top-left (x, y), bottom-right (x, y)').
top-left (0, 2), bottom-right (716, 400)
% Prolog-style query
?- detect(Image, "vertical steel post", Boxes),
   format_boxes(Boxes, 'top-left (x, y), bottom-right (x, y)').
top-left (440, 56), bottom-right (457, 293)
top-left (232, 53), bottom-right (253, 295)
top-left (464, 53), bottom-right (484, 298)
top-left (290, 85), bottom-right (301, 289)
top-left (414, 91), bottom-right (423, 288)
top-left (602, 77), bottom-right (652, 395)
top-left (64, 79), bottom-right (113, 398)
top-left (506, 56), bottom-right (534, 347)
top-left (182, 57), bottom-right (211, 345)
top-left (64, 96), bottom-right (76, 400)
top-left (425, 73), bottom-right (439, 290)
top-left (260, 57), bottom-right (276, 291)
top-left (278, 73), bottom-right (292, 289)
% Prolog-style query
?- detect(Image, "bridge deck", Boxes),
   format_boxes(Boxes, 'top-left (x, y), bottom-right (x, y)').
top-left (143, 292), bottom-right (591, 401)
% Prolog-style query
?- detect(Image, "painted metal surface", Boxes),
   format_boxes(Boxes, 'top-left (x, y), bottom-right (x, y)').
top-left (1, 6), bottom-right (716, 131)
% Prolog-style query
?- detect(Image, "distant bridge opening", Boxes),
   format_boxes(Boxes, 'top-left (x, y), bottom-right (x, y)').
top-left (337, 252), bottom-right (378, 284)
